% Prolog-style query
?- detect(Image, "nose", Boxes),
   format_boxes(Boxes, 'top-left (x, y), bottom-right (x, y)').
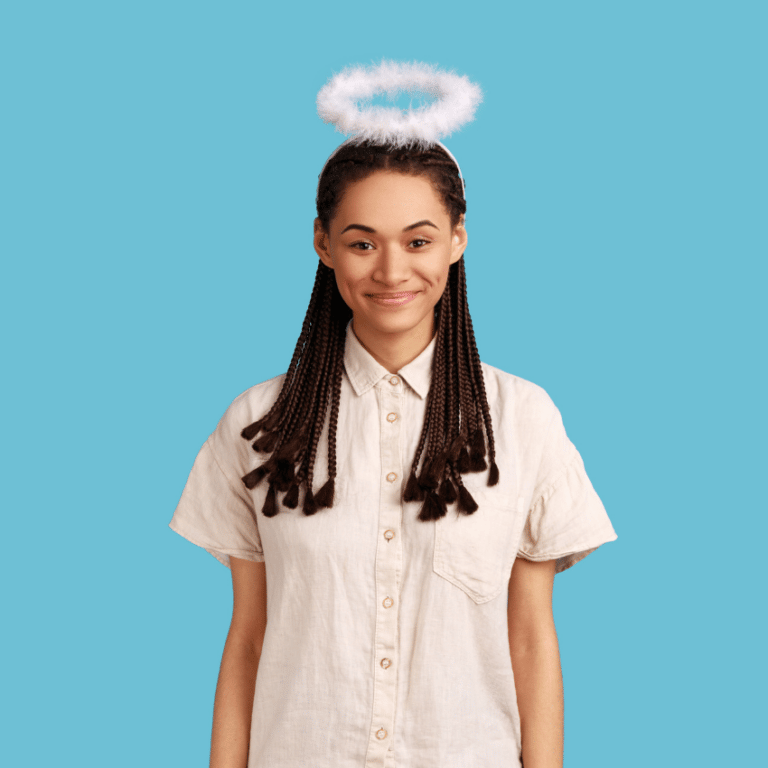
top-left (371, 244), bottom-right (410, 287)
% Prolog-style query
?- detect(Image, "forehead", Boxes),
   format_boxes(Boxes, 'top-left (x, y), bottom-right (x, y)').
top-left (333, 171), bottom-right (449, 231)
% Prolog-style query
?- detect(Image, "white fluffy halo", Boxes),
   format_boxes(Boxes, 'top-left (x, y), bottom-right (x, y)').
top-left (316, 60), bottom-right (482, 149)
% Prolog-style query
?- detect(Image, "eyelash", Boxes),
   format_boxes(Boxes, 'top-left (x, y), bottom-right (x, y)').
top-left (350, 238), bottom-right (431, 250)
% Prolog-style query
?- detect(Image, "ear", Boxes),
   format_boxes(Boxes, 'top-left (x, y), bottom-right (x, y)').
top-left (449, 219), bottom-right (468, 264)
top-left (314, 218), bottom-right (334, 269)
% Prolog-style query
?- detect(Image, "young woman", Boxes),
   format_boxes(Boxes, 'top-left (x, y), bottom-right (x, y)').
top-left (169, 63), bottom-right (618, 768)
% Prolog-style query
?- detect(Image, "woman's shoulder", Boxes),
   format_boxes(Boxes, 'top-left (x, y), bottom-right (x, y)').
top-left (229, 372), bottom-right (287, 414)
top-left (479, 361), bottom-right (559, 424)
top-left (210, 372), bottom-right (287, 449)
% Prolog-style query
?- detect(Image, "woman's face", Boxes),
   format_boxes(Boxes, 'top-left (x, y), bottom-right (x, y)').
top-left (314, 170), bottom-right (467, 347)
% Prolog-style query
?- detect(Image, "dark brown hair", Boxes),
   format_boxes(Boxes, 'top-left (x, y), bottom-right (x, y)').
top-left (240, 140), bottom-right (498, 521)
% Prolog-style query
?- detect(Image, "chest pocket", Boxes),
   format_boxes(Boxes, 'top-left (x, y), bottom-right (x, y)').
top-left (433, 493), bottom-right (526, 604)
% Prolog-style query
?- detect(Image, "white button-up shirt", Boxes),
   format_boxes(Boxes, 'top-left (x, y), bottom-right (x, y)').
top-left (169, 322), bottom-right (618, 768)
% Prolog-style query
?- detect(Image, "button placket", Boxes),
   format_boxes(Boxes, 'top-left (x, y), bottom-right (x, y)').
top-left (365, 377), bottom-right (404, 767)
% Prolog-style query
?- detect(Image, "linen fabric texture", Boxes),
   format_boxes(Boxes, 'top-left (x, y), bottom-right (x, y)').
top-left (169, 323), bottom-right (618, 768)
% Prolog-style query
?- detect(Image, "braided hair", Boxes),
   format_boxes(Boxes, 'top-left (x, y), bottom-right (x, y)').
top-left (240, 140), bottom-right (498, 521)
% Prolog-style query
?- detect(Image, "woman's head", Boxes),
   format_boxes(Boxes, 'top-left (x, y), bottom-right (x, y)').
top-left (239, 141), bottom-right (497, 522)
top-left (313, 168), bottom-right (467, 350)
top-left (314, 141), bottom-right (469, 349)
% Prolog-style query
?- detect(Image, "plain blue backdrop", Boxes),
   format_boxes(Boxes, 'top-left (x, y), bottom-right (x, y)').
top-left (2, 1), bottom-right (765, 766)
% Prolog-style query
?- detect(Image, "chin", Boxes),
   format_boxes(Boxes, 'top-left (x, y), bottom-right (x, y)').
top-left (360, 309), bottom-right (432, 337)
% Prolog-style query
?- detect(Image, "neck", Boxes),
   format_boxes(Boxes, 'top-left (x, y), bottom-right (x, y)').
top-left (351, 315), bottom-right (434, 374)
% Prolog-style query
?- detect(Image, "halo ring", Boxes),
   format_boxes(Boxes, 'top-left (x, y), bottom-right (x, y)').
top-left (316, 61), bottom-right (483, 149)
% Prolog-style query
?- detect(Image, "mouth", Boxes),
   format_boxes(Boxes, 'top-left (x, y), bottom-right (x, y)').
top-left (365, 291), bottom-right (419, 307)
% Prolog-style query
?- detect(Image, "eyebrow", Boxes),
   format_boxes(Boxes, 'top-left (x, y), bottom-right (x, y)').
top-left (340, 219), bottom-right (440, 235)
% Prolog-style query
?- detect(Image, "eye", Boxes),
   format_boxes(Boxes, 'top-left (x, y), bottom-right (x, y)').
top-left (350, 241), bottom-right (374, 251)
top-left (409, 238), bottom-right (431, 248)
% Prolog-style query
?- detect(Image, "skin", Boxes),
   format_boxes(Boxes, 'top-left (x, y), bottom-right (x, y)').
top-left (210, 169), bottom-right (562, 768)
top-left (210, 557), bottom-right (267, 768)
top-left (508, 556), bottom-right (563, 768)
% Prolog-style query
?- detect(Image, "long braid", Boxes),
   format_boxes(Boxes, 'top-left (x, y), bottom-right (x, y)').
top-left (314, 318), bottom-right (345, 510)
top-left (422, 300), bottom-right (448, 486)
top-left (447, 266), bottom-right (463, 456)
top-left (462, 259), bottom-right (499, 485)
top-left (438, 272), bottom-right (460, 508)
top-left (300, 300), bottom-right (339, 515)
top-left (240, 262), bottom-right (351, 516)
top-left (458, 261), bottom-right (486, 473)
top-left (241, 265), bottom-right (325, 442)
top-left (416, 294), bottom-right (449, 521)
top-left (272, 272), bottom-right (335, 452)
top-left (240, 140), bottom-right (497, 521)
top-left (454, 261), bottom-right (475, 473)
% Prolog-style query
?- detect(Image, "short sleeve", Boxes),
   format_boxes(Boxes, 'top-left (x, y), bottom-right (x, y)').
top-left (518, 400), bottom-right (617, 574)
top-left (169, 437), bottom-right (265, 569)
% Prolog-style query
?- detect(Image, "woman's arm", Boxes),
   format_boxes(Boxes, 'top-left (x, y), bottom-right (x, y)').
top-left (210, 557), bottom-right (268, 768)
top-left (508, 557), bottom-right (563, 768)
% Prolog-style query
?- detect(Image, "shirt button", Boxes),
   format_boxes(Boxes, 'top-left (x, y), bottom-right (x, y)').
top-left (386, 412), bottom-right (398, 423)
top-left (384, 529), bottom-right (395, 540)
top-left (376, 728), bottom-right (388, 740)
top-left (386, 472), bottom-right (397, 483)
top-left (389, 376), bottom-right (400, 386)
top-left (383, 596), bottom-right (393, 608)
top-left (380, 657), bottom-right (392, 669)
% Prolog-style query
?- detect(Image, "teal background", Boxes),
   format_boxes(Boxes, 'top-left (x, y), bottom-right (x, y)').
top-left (2, 1), bottom-right (765, 765)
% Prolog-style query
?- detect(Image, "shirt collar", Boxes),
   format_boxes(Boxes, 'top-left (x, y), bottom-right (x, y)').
top-left (343, 321), bottom-right (435, 400)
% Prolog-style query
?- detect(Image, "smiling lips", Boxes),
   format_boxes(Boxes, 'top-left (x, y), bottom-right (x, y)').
top-left (366, 291), bottom-right (418, 306)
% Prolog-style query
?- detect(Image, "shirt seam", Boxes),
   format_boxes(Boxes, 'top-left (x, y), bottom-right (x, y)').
top-left (517, 527), bottom-right (617, 561)
top-left (169, 517), bottom-right (265, 559)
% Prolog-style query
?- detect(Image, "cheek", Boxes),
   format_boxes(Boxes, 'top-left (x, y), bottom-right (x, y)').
top-left (331, 263), bottom-right (364, 304)
top-left (334, 259), bottom-right (369, 289)
top-left (424, 260), bottom-right (452, 289)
